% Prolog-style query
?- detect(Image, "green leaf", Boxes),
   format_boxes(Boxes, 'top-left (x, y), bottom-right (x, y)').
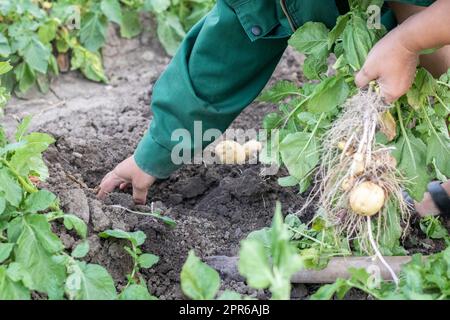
top-left (263, 113), bottom-right (283, 131)
top-left (392, 132), bottom-right (431, 201)
top-left (8, 215), bottom-right (65, 299)
top-left (72, 240), bottom-right (90, 258)
top-left (0, 266), bottom-right (30, 300)
top-left (22, 37), bottom-right (51, 73)
top-left (328, 13), bottom-right (351, 48)
top-left (180, 250), bottom-right (220, 300)
top-left (0, 168), bottom-right (22, 207)
top-left (378, 200), bottom-right (407, 255)
top-left (269, 203), bottom-right (304, 299)
top-left (0, 33), bottom-right (11, 57)
top-left (156, 13), bottom-right (186, 56)
top-left (119, 284), bottom-right (156, 300)
top-left (307, 75), bottom-right (349, 113)
top-left (138, 253), bottom-right (159, 269)
top-left (71, 46), bottom-right (107, 83)
top-left (342, 15), bottom-right (375, 71)
top-left (289, 22), bottom-right (329, 57)
top-left (277, 175), bottom-right (299, 187)
top-left (23, 189), bottom-right (57, 213)
top-left (217, 290), bottom-right (243, 300)
top-left (302, 55), bottom-right (328, 80)
top-left (310, 278), bottom-right (349, 300)
top-left (420, 216), bottom-right (448, 240)
top-left (238, 239), bottom-right (273, 289)
top-left (63, 214), bottom-right (88, 239)
top-left (101, 0), bottom-right (123, 24)
top-left (120, 10), bottom-right (142, 38)
top-left (80, 11), bottom-right (108, 51)
top-left (0, 197), bottom-right (5, 215)
top-left (426, 130), bottom-right (450, 177)
top-left (38, 19), bottom-right (58, 44)
top-left (15, 115), bottom-right (32, 142)
top-left (145, 0), bottom-right (171, 13)
top-left (407, 68), bottom-right (436, 109)
top-left (279, 132), bottom-right (319, 181)
top-left (99, 229), bottom-right (146, 246)
top-left (258, 81), bottom-right (301, 103)
top-left (0, 243), bottom-right (14, 263)
top-left (14, 62), bottom-right (36, 93)
top-left (65, 262), bottom-right (117, 300)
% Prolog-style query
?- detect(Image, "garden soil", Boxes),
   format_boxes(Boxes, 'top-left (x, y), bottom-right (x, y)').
top-left (3, 21), bottom-right (446, 300)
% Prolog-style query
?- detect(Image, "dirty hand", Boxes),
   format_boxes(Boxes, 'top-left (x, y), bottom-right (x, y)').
top-left (355, 28), bottom-right (419, 103)
top-left (97, 156), bottom-right (156, 205)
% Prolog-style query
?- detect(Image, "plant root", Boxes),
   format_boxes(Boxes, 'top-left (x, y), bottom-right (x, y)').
top-left (300, 89), bottom-right (411, 256)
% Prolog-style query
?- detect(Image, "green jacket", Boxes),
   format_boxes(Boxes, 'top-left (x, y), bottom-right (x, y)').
top-left (134, 0), bottom-right (434, 178)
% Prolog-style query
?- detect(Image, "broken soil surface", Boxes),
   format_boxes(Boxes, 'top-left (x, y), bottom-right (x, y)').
top-left (3, 21), bottom-right (447, 300)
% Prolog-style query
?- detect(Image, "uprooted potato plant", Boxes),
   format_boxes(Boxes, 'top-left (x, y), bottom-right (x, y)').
top-left (257, 0), bottom-right (450, 294)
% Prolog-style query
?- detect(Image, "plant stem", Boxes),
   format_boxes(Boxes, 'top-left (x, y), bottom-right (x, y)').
top-left (1, 158), bottom-right (37, 194)
top-left (287, 226), bottom-right (332, 248)
top-left (396, 103), bottom-right (417, 170)
top-left (436, 80), bottom-right (450, 89)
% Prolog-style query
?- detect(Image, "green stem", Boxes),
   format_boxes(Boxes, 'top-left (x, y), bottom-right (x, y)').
top-left (1, 159), bottom-right (37, 194)
top-left (396, 103), bottom-right (417, 170)
top-left (287, 226), bottom-right (332, 248)
top-left (0, 233), bottom-right (7, 241)
top-left (421, 102), bottom-right (446, 150)
top-left (437, 80), bottom-right (450, 89)
top-left (434, 93), bottom-right (450, 113)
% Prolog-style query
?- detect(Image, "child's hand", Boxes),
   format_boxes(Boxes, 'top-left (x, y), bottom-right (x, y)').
top-left (97, 156), bottom-right (156, 205)
top-left (355, 28), bottom-right (419, 103)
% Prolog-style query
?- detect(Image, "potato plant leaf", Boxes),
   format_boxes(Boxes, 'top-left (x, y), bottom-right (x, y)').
top-left (180, 250), bottom-right (221, 300)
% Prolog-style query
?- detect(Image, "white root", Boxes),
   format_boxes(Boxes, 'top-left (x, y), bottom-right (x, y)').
top-left (367, 216), bottom-right (399, 286)
top-left (298, 89), bottom-right (411, 257)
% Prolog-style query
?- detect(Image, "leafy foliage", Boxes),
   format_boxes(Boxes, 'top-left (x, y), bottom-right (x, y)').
top-left (0, 111), bottom-right (159, 299)
top-left (312, 246), bottom-right (450, 300)
top-left (0, 0), bottom-right (214, 95)
top-left (99, 228), bottom-right (159, 300)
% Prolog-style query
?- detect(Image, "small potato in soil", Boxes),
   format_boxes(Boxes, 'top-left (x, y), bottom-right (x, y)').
top-left (243, 140), bottom-right (262, 158)
top-left (215, 140), bottom-right (246, 165)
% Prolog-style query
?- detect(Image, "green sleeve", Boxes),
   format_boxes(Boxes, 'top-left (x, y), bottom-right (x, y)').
top-left (134, 0), bottom-right (288, 178)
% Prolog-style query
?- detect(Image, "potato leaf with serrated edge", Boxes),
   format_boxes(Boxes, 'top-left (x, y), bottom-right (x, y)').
top-left (180, 250), bottom-right (220, 300)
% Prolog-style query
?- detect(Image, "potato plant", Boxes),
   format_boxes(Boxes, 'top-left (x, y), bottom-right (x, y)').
top-left (0, 67), bottom-right (160, 299)
top-left (259, 0), bottom-right (450, 259)
top-left (0, 0), bottom-right (214, 95)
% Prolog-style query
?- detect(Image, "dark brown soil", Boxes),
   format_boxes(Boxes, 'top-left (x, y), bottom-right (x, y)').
top-left (4, 21), bottom-right (447, 300)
